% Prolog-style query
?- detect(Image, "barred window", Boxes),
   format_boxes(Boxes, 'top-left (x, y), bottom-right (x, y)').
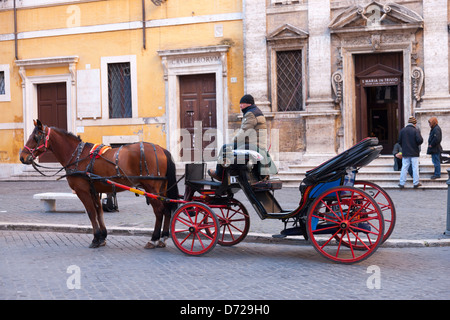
top-left (108, 62), bottom-right (132, 118)
top-left (0, 71), bottom-right (5, 95)
top-left (276, 50), bottom-right (303, 111)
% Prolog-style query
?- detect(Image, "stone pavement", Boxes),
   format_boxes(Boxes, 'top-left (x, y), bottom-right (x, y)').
top-left (0, 179), bottom-right (449, 247)
top-left (1, 180), bottom-right (450, 301)
top-left (1, 229), bottom-right (449, 300)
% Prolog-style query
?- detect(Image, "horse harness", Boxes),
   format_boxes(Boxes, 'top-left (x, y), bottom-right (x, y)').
top-left (26, 127), bottom-right (174, 208)
top-left (67, 141), bottom-right (165, 181)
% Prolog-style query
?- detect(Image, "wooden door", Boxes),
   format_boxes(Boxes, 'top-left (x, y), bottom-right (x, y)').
top-left (179, 74), bottom-right (217, 161)
top-left (37, 82), bottom-right (67, 162)
top-left (355, 53), bottom-right (403, 154)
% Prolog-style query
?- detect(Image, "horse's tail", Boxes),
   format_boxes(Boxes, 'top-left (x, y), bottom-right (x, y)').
top-left (163, 148), bottom-right (179, 213)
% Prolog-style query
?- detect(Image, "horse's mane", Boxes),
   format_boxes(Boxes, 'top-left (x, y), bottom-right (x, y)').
top-left (51, 126), bottom-right (82, 142)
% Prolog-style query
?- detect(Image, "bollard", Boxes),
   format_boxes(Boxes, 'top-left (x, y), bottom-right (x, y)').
top-left (446, 169), bottom-right (450, 236)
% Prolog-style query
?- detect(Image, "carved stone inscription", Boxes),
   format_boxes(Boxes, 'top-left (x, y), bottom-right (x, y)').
top-left (169, 56), bottom-right (221, 67)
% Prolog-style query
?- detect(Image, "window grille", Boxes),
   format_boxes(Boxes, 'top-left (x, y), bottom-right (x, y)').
top-left (272, 0), bottom-right (301, 6)
top-left (108, 62), bottom-right (132, 118)
top-left (276, 50), bottom-right (303, 111)
top-left (0, 71), bottom-right (5, 95)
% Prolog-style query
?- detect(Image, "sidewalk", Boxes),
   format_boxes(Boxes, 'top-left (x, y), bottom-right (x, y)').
top-left (1, 180), bottom-right (449, 247)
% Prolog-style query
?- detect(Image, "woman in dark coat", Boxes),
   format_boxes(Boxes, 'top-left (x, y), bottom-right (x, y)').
top-left (427, 117), bottom-right (443, 179)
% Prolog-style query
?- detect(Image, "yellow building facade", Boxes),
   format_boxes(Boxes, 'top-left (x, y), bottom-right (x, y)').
top-left (0, 0), bottom-right (244, 177)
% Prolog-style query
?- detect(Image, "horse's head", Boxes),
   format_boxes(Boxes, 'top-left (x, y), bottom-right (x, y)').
top-left (20, 119), bottom-right (52, 164)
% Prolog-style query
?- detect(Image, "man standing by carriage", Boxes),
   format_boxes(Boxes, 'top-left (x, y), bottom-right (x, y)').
top-left (398, 116), bottom-right (423, 189)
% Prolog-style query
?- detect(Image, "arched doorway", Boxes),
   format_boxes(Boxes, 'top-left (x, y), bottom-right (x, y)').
top-left (355, 52), bottom-right (403, 154)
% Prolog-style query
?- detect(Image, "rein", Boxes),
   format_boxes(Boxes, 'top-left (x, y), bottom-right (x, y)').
top-left (31, 160), bottom-right (67, 177)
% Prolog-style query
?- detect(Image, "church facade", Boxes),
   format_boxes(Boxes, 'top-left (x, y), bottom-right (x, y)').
top-left (243, 0), bottom-right (449, 170)
top-left (0, 0), bottom-right (449, 178)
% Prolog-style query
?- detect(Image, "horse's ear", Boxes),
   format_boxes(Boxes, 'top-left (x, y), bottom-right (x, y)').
top-left (36, 119), bottom-right (43, 129)
top-left (33, 119), bottom-right (37, 127)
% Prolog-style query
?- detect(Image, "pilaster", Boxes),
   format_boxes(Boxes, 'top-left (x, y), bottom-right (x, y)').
top-left (243, 0), bottom-right (270, 112)
top-left (421, 0), bottom-right (450, 109)
top-left (304, 0), bottom-right (336, 156)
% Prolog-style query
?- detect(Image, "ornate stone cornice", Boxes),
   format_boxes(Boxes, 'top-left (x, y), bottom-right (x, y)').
top-left (267, 23), bottom-right (309, 42)
top-left (329, 2), bottom-right (423, 33)
top-left (15, 56), bottom-right (79, 85)
top-left (15, 56), bottom-right (79, 68)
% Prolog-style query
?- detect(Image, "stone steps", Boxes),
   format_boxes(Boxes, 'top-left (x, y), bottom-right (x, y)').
top-left (5, 157), bottom-right (449, 190)
top-left (274, 156), bottom-right (449, 189)
top-left (1, 163), bottom-right (67, 181)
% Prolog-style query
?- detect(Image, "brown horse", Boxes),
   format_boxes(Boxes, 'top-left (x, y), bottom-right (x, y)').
top-left (20, 120), bottom-right (179, 249)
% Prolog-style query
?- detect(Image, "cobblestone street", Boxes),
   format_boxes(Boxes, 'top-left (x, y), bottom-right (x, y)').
top-left (1, 180), bottom-right (450, 303)
top-left (1, 229), bottom-right (449, 302)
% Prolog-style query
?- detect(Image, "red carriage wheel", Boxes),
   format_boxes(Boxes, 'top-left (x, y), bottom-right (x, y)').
top-left (211, 199), bottom-right (250, 246)
top-left (354, 180), bottom-right (396, 244)
top-left (306, 186), bottom-right (384, 264)
top-left (170, 202), bottom-right (219, 256)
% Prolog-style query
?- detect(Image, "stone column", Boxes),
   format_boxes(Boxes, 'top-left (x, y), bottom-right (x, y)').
top-left (306, 0), bottom-right (333, 109)
top-left (303, 0), bottom-right (337, 158)
top-left (421, 0), bottom-right (450, 108)
top-left (243, 0), bottom-right (270, 112)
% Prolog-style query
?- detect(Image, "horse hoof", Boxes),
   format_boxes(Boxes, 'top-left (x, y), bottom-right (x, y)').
top-left (144, 241), bottom-right (156, 249)
top-left (157, 240), bottom-right (166, 248)
top-left (89, 242), bottom-right (99, 248)
top-left (89, 240), bottom-right (106, 248)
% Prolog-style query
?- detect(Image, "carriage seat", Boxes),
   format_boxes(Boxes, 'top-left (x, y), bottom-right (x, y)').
top-left (184, 163), bottom-right (222, 187)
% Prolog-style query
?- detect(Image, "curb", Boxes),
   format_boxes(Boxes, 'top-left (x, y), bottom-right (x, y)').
top-left (1, 222), bottom-right (450, 248)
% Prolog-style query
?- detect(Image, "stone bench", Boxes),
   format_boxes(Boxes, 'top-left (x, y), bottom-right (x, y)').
top-left (33, 192), bottom-right (107, 212)
top-left (33, 192), bottom-right (83, 212)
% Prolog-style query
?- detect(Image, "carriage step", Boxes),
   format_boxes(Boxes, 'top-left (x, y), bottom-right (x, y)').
top-left (187, 179), bottom-right (222, 187)
top-left (272, 226), bottom-right (304, 238)
top-left (252, 179), bottom-right (282, 191)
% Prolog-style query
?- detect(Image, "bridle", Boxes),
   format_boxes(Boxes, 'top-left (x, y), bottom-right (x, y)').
top-left (21, 125), bottom-right (84, 178)
top-left (23, 126), bottom-right (51, 160)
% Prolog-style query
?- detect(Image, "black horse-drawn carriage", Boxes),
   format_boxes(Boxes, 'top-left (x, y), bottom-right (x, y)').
top-left (21, 121), bottom-right (394, 264)
top-left (172, 137), bottom-right (395, 264)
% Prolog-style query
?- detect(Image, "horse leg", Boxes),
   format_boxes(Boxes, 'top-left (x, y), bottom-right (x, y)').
top-left (73, 189), bottom-right (105, 248)
top-left (154, 204), bottom-right (173, 248)
top-left (144, 199), bottom-right (165, 249)
top-left (93, 193), bottom-right (107, 247)
top-left (160, 204), bottom-right (172, 246)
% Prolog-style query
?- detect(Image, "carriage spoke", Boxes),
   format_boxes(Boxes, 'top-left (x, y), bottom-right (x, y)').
top-left (354, 181), bottom-right (396, 245)
top-left (307, 186), bottom-right (384, 264)
top-left (210, 200), bottom-right (250, 247)
top-left (171, 202), bottom-right (219, 256)
top-left (319, 198), bottom-right (343, 222)
top-left (348, 229), bottom-right (372, 250)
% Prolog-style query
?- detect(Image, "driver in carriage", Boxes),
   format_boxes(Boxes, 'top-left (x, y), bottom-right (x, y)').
top-left (208, 94), bottom-right (277, 181)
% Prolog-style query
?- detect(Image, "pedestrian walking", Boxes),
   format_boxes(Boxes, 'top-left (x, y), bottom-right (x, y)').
top-left (427, 116), bottom-right (443, 179)
top-left (393, 142), bottom-right (413, 176)
top-left (398, 116), bottom-right (423, 189)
